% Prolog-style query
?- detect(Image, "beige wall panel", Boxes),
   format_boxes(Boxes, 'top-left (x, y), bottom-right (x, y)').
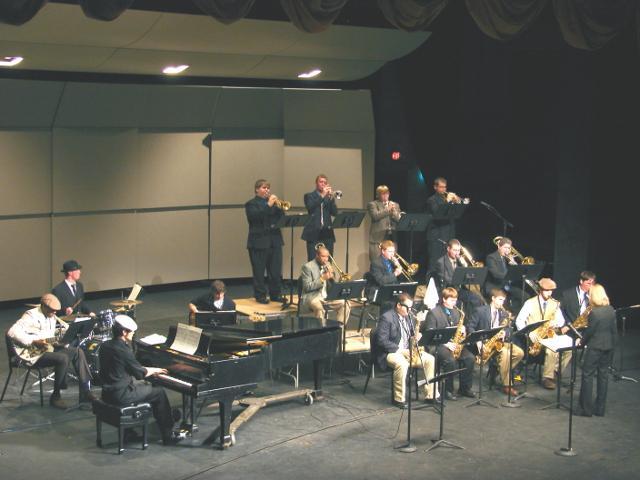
top-left (283, 146), bottom-right (363, 210)
top-left (0, 130), bottom-right (52, 215)
top-left (211, 139), bottom-right (284, 205)
top-left (52, 214), bottom-right (136, 292)
top-left (136, 210), bottom-right (209, 285)
top-left (52, 129), bottom-right (139, 212)
top-left (0, 218), bottom-right (51, 301)
top-left (210, 208), bottom-right (252, 279)
top-left (137, 132), bottom-right (210, 208)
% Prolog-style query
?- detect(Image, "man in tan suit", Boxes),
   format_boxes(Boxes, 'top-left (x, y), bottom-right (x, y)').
top-left (367, 185), bottom-right (402, 263)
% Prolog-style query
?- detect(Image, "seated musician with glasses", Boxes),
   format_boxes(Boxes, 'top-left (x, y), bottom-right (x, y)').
top-left (421, 287), bottom-right (476, 400)
top-left (98, 315), bottom-right (181, 445)
top-left (468, 289), bottom-right (524, 396)
top-left (7, 293), bottom-right (95, 409)
top-left (300, 245), bottom-right (351, 324)
top-left (374, 293), bottom-right (438, 409)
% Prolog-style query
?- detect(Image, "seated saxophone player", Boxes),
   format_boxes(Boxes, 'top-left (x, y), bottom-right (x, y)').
top-left (374, 293), bottom-right (438, 409)
top-left (468, 289), bottom-right (524, 396)
top-left (429, 239), bottom-right (485, 316)
top-left (422, 287), bottom-right (476, 401)
top-left (7, 293), bottom-right (95, 409)
top-left (515, 278), bottom-right (571, 390)
top-left (366, 240), bottom-right (403, 310)
top-left (484, 237), bottom-right (526, 312)
top-left (300, 245), bottom-right (351, 324)
top-left (367, 185), bottom-right (402, 263)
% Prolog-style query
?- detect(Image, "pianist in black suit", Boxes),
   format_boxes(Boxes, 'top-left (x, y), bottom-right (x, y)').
top-left (188, 280), bottom-right (236, 317)
top-left (99, 315), bottom-right (179, 445)
top-left (51, 259), bottom-right (93, 317)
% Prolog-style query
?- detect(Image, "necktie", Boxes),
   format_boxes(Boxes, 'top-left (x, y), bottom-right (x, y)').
top-left (320, 201), bottom-right (324, 227)
top-left (542, 301), bottom-right (547, 315)
top-left (583, 293), bottom-right (589, 306)
top-left (71, 284), bottom-right (77, 297)
top-left (493, 309), bottom-right (499, 328)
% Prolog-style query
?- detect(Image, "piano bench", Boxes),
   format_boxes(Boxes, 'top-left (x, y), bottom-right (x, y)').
top-left (92, 399), bottom-right (153, 454)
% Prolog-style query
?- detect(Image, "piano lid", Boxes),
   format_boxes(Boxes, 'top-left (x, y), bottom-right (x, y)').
top-left (208, 315), bottom-right (341, 338)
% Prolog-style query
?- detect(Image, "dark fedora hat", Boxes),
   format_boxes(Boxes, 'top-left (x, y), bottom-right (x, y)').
top-left (61, 260), bottom-right (82, 273)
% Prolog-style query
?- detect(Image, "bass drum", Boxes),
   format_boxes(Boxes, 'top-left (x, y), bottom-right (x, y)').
top-left (82, 339), bottom-right (103, 385)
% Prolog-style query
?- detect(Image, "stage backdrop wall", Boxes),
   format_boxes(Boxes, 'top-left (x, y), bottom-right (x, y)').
top-left (0, 80), bottom-right (374, 301)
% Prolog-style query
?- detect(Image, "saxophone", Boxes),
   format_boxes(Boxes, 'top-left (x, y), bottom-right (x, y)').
top-left (451, 306), bottom-right (466, 359)
top-left (572, 305), bottom-right (592, 329)
top-left (528, 298), bottom-right (560, 356)
top-left (476, 308), bottom-right (512, 365)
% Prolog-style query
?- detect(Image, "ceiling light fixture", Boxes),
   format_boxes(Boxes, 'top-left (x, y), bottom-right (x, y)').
top-left (162, 64), bottom-right (189, 75)
top-left (297, 69), bottom-right (322, 79)
top-left (0, 56), bottom-right (24, 67)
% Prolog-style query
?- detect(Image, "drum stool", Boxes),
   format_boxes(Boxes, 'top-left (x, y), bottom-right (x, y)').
top-left (92, 399), bottom-right (152, 454)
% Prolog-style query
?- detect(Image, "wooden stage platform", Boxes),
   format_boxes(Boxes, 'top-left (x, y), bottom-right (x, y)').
top-left (235, 296), bottom-right (299, 319)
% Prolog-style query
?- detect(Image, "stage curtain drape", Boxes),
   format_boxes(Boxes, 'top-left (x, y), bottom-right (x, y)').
top-left (192, 0), bottom-right (256, 24)
top-left (0, 0), bottom-right (47, 25)
top-left (465, 0), bottom-right (548, 41)
top-left (552, 0), bottom-right (636, 50)
top-left (80, 0), bottom-right (135, 21)
top-left (280, 0), bottom-right (349, 33)
top-left (377, 0), bottom-right (450, 31)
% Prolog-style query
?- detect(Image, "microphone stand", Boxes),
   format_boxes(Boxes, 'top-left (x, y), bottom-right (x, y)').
top-left (612, 306), bottom-right (638, 383)
top-left (556, 324), bottom-right (581, 457)
top-left (396, 312), bottom-right (417, 453)
top-left (501, 317), bottom-right (521, 408)
top-left (479, 201), bottom-right (514, 237)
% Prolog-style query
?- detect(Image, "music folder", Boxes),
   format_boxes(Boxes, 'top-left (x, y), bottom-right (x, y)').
top-left (194, 310), bottom-right (238, 328)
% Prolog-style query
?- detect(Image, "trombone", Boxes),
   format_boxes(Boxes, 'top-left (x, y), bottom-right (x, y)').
top-left (315, 243), bottom-right (352, 281)
top-left (493, 236), bottom-right (538, 293)
top-left (393, 253), bottom-right (419, 282)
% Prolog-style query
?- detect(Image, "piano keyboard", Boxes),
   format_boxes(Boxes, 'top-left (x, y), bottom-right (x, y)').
top-left (156, 373), bottom-right (193, 388)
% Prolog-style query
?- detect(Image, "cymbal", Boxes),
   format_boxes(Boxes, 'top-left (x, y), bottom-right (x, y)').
top-left (110, 299), bottom-right (143, 307)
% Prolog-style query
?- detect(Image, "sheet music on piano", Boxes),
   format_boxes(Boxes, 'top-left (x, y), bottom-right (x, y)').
top-left (170, 323), bottom-right (203, 356)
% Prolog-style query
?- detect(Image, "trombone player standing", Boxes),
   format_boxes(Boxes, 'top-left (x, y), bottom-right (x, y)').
top-left (245, 179), bottom-right (285, 304)
top-left (300, 245), bottom-right (351, 324)
top-left (367, 185), bottom-right (402, 263)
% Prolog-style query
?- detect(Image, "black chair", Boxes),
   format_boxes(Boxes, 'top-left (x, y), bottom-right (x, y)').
top-left (1, 333), bottom-right (47, 407)
top-left (92, 399), bottom-right (153, 454)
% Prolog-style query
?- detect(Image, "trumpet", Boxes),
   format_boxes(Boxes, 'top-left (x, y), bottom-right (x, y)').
top-left (392, 253), bottom-right (419, 282)
top-left (315, 243), bottom-right (352, 281)
top-left (442, 191), bottom-right (470, 205)
top-left (326, 186), bottom-right (343, 200)
top-left (273, 198), bottom-right (291, 211)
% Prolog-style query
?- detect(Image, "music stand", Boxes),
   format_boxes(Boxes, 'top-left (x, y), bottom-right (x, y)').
top-left (540, 339), bottom-right (578, 411)
top-left (194, 310), bottom-right (237, 328)
top-left (612, 305), bottom-right (639, 383)
top-left (501, 321), bottom-right (522, 409)
top-left (396, 213), bottom-right (431, 263)
top-left (274, 214), bottom-right (310, 308)
top-left (556, 324), bottom-right (582, 457)
top-left (450, 267), bottom-right (488, 289)
top-left (332, 211), bottom-right (365, 274)
top-left (463, 327), bottom-right (503, 409)
top-left (62, 317), bottom-right (98, 346)
top-left (372, 282), bottom-right (419, 306)
top-left (419, 326), bottom-right (457, 413)
top-left (513, 320), bottom-right (546, 402)
top-left (326, 279), bottom-right (367, 360)
top-left (505, 263), bottom-right (545, 306)
top-left (423, 367), bottom-right (466, 453)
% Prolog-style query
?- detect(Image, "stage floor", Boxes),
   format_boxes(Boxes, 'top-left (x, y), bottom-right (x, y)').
top-left (1, 283), bottom-right (639, 480)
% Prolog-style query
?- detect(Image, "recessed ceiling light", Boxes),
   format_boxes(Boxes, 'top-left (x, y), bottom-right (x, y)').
top-left (298, 69), bottom-right (322, 79)
top-left (162, 64), bottom-right (189, 75)
top-left (0, 56), bottom-right (23, 67)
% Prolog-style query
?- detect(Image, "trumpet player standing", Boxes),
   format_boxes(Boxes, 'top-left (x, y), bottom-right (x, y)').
top-left (301, 174), bottom-right (339, 261)
top-left (468, 289), bottom-right (524, 396)
top-left (245, 179), bottom-right (285, 304)
top-left (367, 185), bottom-right (402, 263)
top-left (300, 245), bottom-right (351, 324)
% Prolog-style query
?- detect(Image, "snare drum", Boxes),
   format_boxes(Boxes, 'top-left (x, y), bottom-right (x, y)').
top-left (82, 339), bottom-right (103, 385)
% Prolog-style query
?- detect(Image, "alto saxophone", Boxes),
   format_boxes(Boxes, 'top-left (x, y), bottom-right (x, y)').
top-left (528, 299), bottom-right (560, 357)
top-left (572, 306), bottom-right (592, 329)
top-left (451, 306), bottom-right (466, 360)
top-left (476, 308), bottom-right (512, 365)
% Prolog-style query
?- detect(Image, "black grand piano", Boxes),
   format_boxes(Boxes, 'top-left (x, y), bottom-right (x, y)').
top-left (135, 316), bottom-right (340, 448)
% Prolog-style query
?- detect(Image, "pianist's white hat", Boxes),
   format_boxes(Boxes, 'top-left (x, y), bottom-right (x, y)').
top-left (115, 314), bottom-right (138, 332)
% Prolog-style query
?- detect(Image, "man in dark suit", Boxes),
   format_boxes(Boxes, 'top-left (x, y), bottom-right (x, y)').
top-left (560, 270), bottom-right (596, 325)
top-left (244, 179), bottom-right (285, 304)
top-left (422, 287), bottom-right (475, 400)
top-left (374, 293), bottom-right (437, 408)
top-left (51, 259), bottom-right (93, 317)
top-left (367, 185), bottom-right (402, 262)
top-left (188, 280), bottom-right (236, 319)
top-left (468, 289), bottom-right (524, 396)
top-left (366, 240), bottom-right (403, 304)
top-left (424, 177), bottom-right (468, 270)
top-left (301, 174), bottom-right (338, 261)
top-left (484, 237), bottom-right (525, 312)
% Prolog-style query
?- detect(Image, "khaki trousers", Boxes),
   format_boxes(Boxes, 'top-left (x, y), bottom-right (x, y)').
top-left (495, 343), bottom-right (524, 385)
top-left (543, 348), bottom-right (572, 380)
top-left (386, 349), bottom-right (438, 402)
top-left (305, 297), bottom-right (351, 324)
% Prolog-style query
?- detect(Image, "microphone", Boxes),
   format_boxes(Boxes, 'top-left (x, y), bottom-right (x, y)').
top-left (437, 238), bottom-right (447, 245)
top-left (480, 201), bottom-right (492, 209)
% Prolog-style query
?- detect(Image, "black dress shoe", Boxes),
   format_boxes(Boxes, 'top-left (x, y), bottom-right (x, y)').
top-left (458, 389), bottom-right (476, 399)
top-left (392, 399), bottom-right (408, 409)
top-left (256, 297), bottom-right (269, 304)
top-left (162, 431), bottom-right (184, 446)
top-left (270, 295), bottom-right (285, 303)
top-left (444, 391), bottom-right (457, 401)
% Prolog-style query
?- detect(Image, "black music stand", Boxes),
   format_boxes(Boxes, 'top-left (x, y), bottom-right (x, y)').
top-left (556, 324), bottom-right (582, 457)
top-left (371, 282), bottom-right (419, 306)
top-left (274, 214), bottom-right (310, 308)
top-left (326, 279), bottom-right (367, 362)
top-left (612, 305), bottom-right (639, 383)
top-left (463, 327), bottom-right (503, 409)
top-left (505, 263), bottom-right (545, 305)
top-left (514, 320), bottom-right (547, 402)
top-left (62, 317), bottom-right (98, 346)
top-left (396, 213), bottom-right (431, 263)
top-left (540, 339), bottom-right (578, 411)
top-left (501, 320), bottom-right (522, 409)
top-left (332, 211), bottom-right (365, 274)
top-left (423, 367), bottom-right (466, 453)
top-left (450, 267), bottom-right (488, 290)
top-left (419, 326), bottom-right (457, 414)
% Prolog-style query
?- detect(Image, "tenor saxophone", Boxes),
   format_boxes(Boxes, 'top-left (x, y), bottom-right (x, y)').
top-left (476, 308), bottom-right (512, 365)
top-left (451, 306), bottom-right (466, 359)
